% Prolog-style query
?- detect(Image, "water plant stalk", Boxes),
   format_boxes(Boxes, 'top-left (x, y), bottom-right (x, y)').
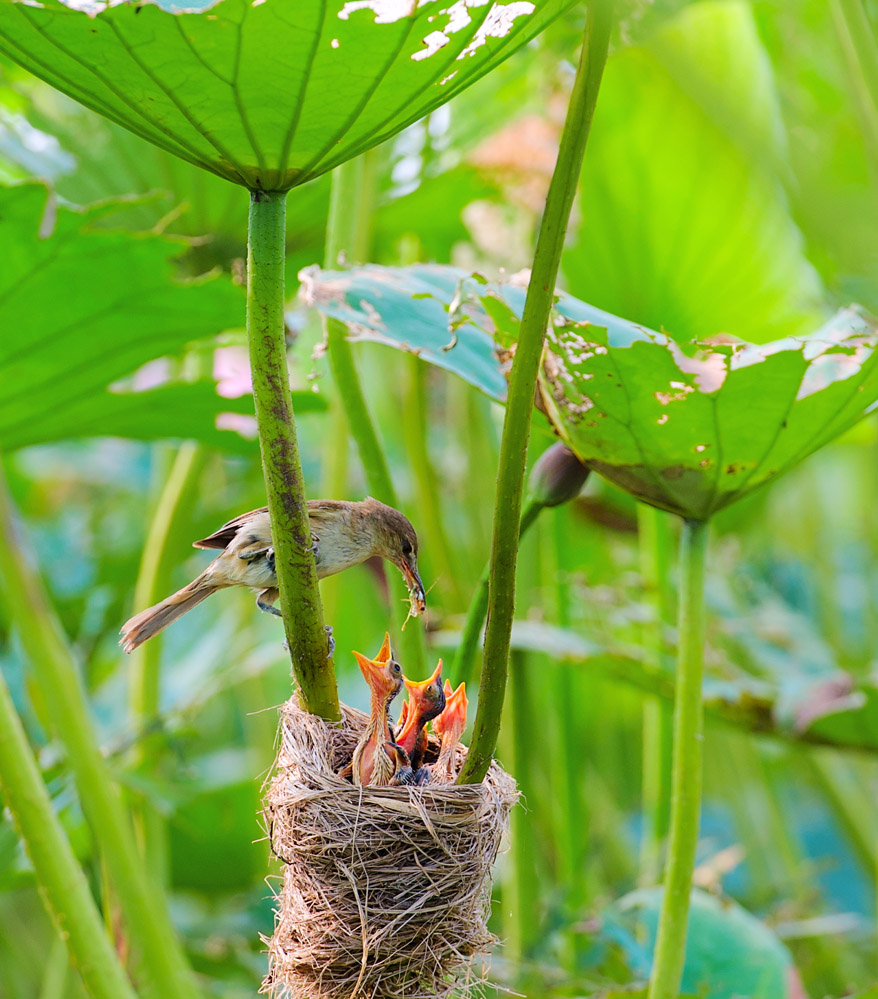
top-left (648, 517), bottom-right (709, 999)
top-left (458, 0), bottom-right (613, 782)
top-left (0, 668), bottom-right (137, 999)
top-left (129, 440), bottom-right (206, 879)
top-left (638, 505), bottom-right (675, 885)
top-left (451, 498), bottom-right (541, 687)
top-left (0, 465), bottom-right (197, 999)
top-left (323, 159), bottom-right (426, 672)
top-left (403, 355), bottom-right (466, 609)
top-left (247, 189), bottom-right (339, 719)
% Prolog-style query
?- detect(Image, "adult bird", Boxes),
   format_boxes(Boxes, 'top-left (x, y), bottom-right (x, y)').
top-left (432, 680), bottom-right (468, 782)
top-left (119, 498), bottom-right (424, 652)
top-left (394, 661), bottom-right (446, 784)
top-left (347, 634), bottom-right (404, 786)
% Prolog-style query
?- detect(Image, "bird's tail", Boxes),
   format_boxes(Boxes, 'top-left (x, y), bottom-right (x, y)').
top-left (120, 573), bottom-right (221, 653)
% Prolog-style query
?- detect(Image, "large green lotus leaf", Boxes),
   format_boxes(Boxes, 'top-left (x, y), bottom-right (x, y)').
top-left (563, 1), bottom-right (824, 344)
top-left (0, 182), bottom-right (323, 451)
top-left (0, 0), bottom-right (576, 191)
top-left (541, 307), bottom-right (878, 518)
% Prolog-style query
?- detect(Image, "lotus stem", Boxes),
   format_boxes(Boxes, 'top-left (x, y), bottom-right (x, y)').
top-left (129, 440), bottom-right (206, 879)
top-left (648, 517), bottom-right (709, 999)
top-left (638, 504), bottom-right (675, 886)
top-left (458, 0), bottom-right (613, 782)
top-left (451, 498), bottom-right (542, 688)
top-left (247, 189), bottom-right (339, 719)
top-left (0, 667), bottom-right (137, 999)
top-left (323, 159), bottom-right (426, 672)
top-left (0, 464), bottom-right (200, 999)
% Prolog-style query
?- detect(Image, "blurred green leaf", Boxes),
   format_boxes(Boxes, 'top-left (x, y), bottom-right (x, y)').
top-left (2, 379), bottom-right (325, 453)
top-left (0, 182), bottom-right (307, 452)
top-left (432, 617), bottom-right (878, 755)
top-left (0, 0), bottom-right (576, 190)
top-left (563, 0), bottom-right (824, 344)
top-left (597, 888), bottom-right (793, 999)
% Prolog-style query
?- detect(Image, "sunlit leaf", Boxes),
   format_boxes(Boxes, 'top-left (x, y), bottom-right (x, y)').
top-left (564, 0), bottom-right (824, 344)
top-left (0, 0), bottom-right (576, 191)
top-left (0, 182), bottom-right (325, 451)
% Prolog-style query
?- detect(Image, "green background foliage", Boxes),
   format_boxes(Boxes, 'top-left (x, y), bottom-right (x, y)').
top-left (0, 0), bottom-right (876, 997)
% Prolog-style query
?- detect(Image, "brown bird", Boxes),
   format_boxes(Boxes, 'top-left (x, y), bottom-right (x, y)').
top-left (119, 498), bottom-right (425, 653)
top-left (395, 660), bottom-right (446, 784)
top-left (348, 634), bottom-right (404, 786)
top-left (431, 680), bottom-right (468, 782)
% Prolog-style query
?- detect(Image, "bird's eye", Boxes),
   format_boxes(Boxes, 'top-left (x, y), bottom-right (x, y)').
top-left (401, 540), bottom-right (413, 556)
top-left (392, 662), bottom-right (401, 674)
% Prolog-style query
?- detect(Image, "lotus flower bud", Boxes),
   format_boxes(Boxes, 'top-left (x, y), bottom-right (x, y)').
top-left (528, 443), bottom-right (589, 507)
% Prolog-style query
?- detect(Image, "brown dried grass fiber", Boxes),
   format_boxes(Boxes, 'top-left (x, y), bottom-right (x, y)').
top-left (262, 696), bottom-right (518, 999)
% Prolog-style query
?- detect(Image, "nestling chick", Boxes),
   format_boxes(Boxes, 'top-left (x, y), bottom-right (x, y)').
top-left (348, 634), bottom-right (404, 786)
top-left (396, 660), bottom-right (446, 784)
top-left (431, 680), bottom-right (468, 782)
top-left (119, 498), bottom-right (424, 653)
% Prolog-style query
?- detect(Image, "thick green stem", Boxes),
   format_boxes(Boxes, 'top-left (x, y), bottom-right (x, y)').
top-left (403, 355), bottom-right (466, 608)
top-left (648, 518), bottom-right (709, 999)
top-left (450, 498), bottom-right (542, 688)
top-left (458, 0), bottom-right (613, 783)
top-left (323, 160), bottom-right (426, 673)
top-left (324, 162), bottom-right (395, 503)
top-left (248, 189), bottom-right (339, 719)
top-left (129, 440), bottom-right (206, 879)
top-left (638, 505), bottom-right (675, 885)
top-left (0, 669), bottom-right (137, 999)
top-left (0, 466), bottom-right (196, 999)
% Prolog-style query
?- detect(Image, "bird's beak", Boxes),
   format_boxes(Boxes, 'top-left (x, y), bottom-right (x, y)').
top-left (375, 631), bottom-right (393, 664)
top-left (397, 555), bottom-right (426, 616)
top-left (353, 650), bottom-right (384, 687)
top-left (403, 659), bottom-right (442, 698)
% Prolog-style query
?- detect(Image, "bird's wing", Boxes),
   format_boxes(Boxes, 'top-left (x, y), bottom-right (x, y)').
top-left (307, 501), bottom-right (350, 542)
top-left (193, 507), bottom-right (268, 550)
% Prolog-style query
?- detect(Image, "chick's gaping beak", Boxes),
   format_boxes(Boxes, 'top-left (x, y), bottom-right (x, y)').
top-left (353, 650), bottom-right (387, 691)
top-left (403, 659), bottom-right (443, 699)
top-left (398, 554), bottom-right (426, 616)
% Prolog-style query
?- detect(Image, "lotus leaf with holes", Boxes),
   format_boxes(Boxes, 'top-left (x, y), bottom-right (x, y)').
top-left (0, 0), bottom-right (576, 191)
top-left (300, 264), bottom-right (878, 520)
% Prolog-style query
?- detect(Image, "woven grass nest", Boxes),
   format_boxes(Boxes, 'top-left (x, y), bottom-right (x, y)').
top-left (262, 695), bottom-right (518, 999)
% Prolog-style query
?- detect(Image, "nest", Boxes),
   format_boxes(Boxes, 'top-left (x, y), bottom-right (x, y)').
top-left (262, 696), bottom-right (518, 999)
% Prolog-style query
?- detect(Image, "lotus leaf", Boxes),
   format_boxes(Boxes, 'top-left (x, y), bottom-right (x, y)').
top-left (540, 307), bottom-right (878, 519)
top-left (0, 0), bottom-right (576, 190)
top-left (302, 264), bottom-right (878, 520)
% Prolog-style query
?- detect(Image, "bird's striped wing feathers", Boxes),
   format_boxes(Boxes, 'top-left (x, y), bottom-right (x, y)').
top-left (192, 507), bottom-right (268, 550)
top-left (192, 500), bottom-right (342, 550)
